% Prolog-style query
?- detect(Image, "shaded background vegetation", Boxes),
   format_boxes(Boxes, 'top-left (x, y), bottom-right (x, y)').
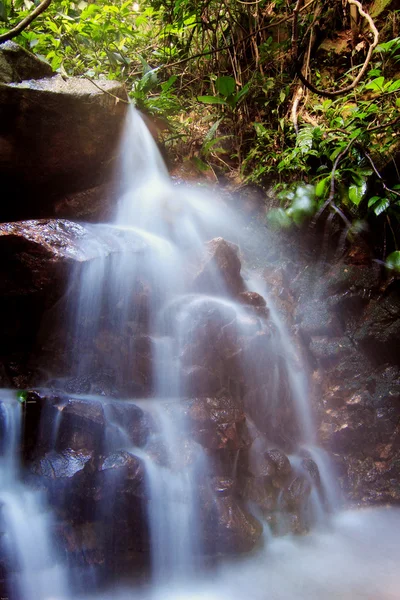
top-left (0, 0), bottom-right (399, 264)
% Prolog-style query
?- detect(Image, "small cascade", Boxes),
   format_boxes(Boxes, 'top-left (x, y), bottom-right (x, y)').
top-left (0, 393), bottom-right (68, 600)
top-left (49, 104), bottom-right (340, 584)
top-left (2, 103), bottom-right (400, 600)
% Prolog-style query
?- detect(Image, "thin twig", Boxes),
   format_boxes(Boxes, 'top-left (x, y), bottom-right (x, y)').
top-left (0, 0), bottom-right (52, 43)
top-left (128, 0), bottom-right (317, 77)
top-left (363, 151), bottom-right (400, 197)
top-left (83, 76), bottom-right (130, 104)
top-left (296, 0), bottom-right (379, 98)
top-left (313, 137), bottom-right (358, 222)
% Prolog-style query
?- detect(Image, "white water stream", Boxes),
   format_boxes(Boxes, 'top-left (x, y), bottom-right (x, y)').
top-left (1, 106), bottom-right (400, 599)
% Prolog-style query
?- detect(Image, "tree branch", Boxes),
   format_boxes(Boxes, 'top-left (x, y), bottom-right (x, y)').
top-left (295, 0), bottom-right (379, 98)
top-left (128, 0), bottom-right (317, 78)
top-left (0, 0), bottom-right (52, 44)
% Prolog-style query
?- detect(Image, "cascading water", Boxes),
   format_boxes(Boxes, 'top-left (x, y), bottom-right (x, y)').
top-left (0, 393), bottom-right (68, 600)
top-left (2, 105), bottom-right (400, 600)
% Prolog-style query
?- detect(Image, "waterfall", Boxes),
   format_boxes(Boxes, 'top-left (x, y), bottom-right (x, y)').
top-left (2, 104), bottom-right (400, 600)
top-left (0, 393), bottom-right (68, 600)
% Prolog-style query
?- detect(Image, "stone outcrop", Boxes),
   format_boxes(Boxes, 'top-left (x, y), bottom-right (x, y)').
top-left (265, 244), bottom-right (400, 507)
top-left (0, 40), bottom-right (54, 84)
top-left (0, 42), bottom-right (128, 222)
top-left (0, 219), bottom-right (147, 388)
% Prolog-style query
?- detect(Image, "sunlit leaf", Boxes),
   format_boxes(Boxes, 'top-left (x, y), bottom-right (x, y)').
top-left (386, 251), bottom-right (400, 272)
top-left (349, 184), bottom-right (364, 206)
top-left (315, 176), bottom-right (330, 198)
top-left (197, 95), bottom-right (227, 105)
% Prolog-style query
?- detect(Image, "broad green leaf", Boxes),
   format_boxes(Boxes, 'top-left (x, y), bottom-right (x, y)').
top-left (349, 184), bottom-right (364, 206)
top-left (365, 76), bottom-right (385, 91)
top-left (386, 251), bottom-right (400, 272)
top-left (215, 76), bottom-right (235, 97)
top-left (315, 176), bottom-right (330, 198)
top-left (388, 80), bottom-right (400, 92)
top-left (373, 198), bottom-right (390, 215)
top-left (368, 195), bottom-right (382, 207)
top-left (197, 95), bottom-right (227, 105)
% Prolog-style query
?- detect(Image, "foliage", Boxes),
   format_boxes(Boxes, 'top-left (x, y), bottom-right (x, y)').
top-left (1, 0), bottom-right (399, 257)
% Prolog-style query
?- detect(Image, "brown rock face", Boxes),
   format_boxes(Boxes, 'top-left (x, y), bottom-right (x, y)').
top-left (202, 476), bottom-right (263, 553)
top-left (285, 244), bottom-right (400, 507)
top-left (0, 43), bottom-right (128, 222)
top-left (0, 41), bottom-right (54, 84)
top-left (193, 237), bottom-right (244, 296)
top-left (0, 219), bottom-right (147, 387)
top-left (187, 396), bottom-right (249, 451)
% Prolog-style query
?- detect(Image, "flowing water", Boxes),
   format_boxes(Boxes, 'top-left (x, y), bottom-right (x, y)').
top-left (0, 394), bottom-right (68, 600)
top-left (1, 106), bottom-right (400, 599)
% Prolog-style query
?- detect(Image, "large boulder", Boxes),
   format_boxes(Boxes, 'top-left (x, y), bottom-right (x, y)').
top-left (0, 219), bottom-right (146, 387)
top-left (0, 43), bottom-right (128, 222)
top-left (0, 41), bottom-right (54, 84)
top-left (193, 237), bottom-right (244, 297)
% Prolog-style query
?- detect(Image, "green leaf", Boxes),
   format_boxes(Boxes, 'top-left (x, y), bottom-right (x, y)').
top-left (161, 75), bottom-right (177, 92)
top-left (197, 95), bottom-right (227, 105)
top-left (365, 76), bottom-right (385, 92)
top-left (296, 126), bottom-right (313, 154)
top-left (373, 198), bottom-right (390, 215)
top-left (315, 176), bottom-right (330, 198)
top-left (233, 82), bottom-right (250, 105)
top-left (348, 184), bottom-right (364, 206)
top-left (388, 80), bottom-right (400, 92)
top-left (368, 195), bottom-right (382, 208)
top-left (386, 251), bottom-right (400, 272)
top-left (215, 76), bottom-right (235, 97)
top-left (17, 391), bottom-right (28, 404)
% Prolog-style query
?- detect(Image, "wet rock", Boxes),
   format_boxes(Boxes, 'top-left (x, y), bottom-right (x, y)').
top-left (239, 476), bottom-right (279, 512)
top-left (0, 45), bottom-right (128, 221)
top-left (0, 220), bottom-right (146, 386)
top-left (0, 40), bottom-right (54, 84)
top-left (182, 365), bottom-right (221, 397)
top-left (193, 237), bottom-right (244, 296)
top-left (295, 299), bottom-right (342, 338)
top-left (325, 263), bottom-right (381, 297)
top-left (29, 447), bottom-right (97, 522)
top-left (98, 450), bottom-right (145, 498)
top-left (353, 291), bottom-right (400, 363)
top-left (57, 397), bottom-right (105, 453)
top-left (31, 448), bottom-right (92, 480)
top-left (204, 490), bottom-right (263, 553)
top-left (238, 291), bottom-right (269, 318)
top-left (94, 331), bottom-right (153, 397)
top-left (317, 361), bottom-right (400, 505)
top-left (212, 475), bottom-right (235, 496)
top-left (301, 457), bottom-right (321, 485)
top-left (265, 448), bottom-right (292, 478)
top-left (106, 402), bottom-right (152, 447)
top-left (188, 396), bottom-right (249, 450)
top-left (309, 336), bottom-right (353, 366)
top-left (283, 475), bottom-right (311, 510)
